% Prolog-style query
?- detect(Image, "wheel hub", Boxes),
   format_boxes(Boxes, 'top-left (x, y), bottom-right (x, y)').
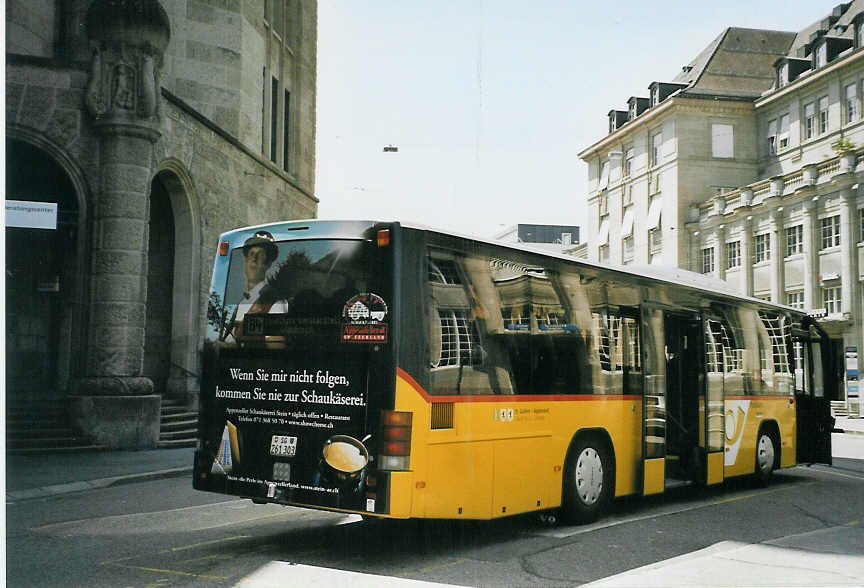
top-left (757, 435), bottom-right (774, 475)
top-left (575, 447), bottom-right (603, 505)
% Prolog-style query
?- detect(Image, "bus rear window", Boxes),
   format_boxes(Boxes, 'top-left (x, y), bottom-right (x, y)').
top-left (209, 237), bottom-right (382, 348)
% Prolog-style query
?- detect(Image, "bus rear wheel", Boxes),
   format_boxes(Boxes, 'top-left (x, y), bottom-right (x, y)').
top-left (562, 437), bottom-right (612, 524)
top-left (754, 431), bottom-right (777, 487)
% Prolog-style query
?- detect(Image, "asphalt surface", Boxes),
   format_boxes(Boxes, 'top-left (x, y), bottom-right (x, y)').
top-left (4, 417), bottom-right (864, 586)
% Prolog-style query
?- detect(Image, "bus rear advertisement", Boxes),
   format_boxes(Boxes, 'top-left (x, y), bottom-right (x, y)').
top-left (193, 220), bottom-right (835, 523)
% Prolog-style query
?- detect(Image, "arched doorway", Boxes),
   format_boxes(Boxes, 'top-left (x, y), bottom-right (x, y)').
top-left (5, 138), bottom-right (80, 402)
top-left (145, 165), bottom-right (202, 404)
top-left (144, 174), bottom-right (175, 392)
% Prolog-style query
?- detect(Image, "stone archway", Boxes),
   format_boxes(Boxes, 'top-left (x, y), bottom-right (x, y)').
top-left (144, 175), bottom-right (175, 392)
top-left (150, 163), bottom-right (202, 406)
top-left (5, 137), bottom-right (84, 401)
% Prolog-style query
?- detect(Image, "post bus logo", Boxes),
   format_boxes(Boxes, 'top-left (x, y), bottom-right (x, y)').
top-left (341, 293), bottom-right (389, 343)
top-left (724, 400), bottom-right (750, 466)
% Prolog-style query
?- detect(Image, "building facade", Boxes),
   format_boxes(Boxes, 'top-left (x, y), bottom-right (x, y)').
top-left (6, 0), bottom-right (318, 448)
top-left (579, 2), bottom-right (864, 414)
top-left (495, 223), bottom-right (580, 253)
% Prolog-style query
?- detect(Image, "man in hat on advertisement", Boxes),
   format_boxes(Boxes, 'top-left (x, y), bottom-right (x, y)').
top-left (223, 231), bottom-right (290, 341)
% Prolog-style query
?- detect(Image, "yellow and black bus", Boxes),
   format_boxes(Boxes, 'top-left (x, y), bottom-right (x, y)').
top-left (193, 220), bottom-right (835, 523)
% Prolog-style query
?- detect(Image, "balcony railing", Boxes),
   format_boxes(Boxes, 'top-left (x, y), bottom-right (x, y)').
top-left (696, 149), bottom-right (861, 222)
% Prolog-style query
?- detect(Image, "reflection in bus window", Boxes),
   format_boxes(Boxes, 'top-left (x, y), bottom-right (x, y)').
top-left (758, 311), bottom-right (792, 396)
top-left (426, 250), bottom-right (606, 396)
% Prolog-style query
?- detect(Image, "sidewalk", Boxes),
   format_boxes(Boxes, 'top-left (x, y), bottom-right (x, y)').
top-left (835, 415), bottom-right (864, 435)
top-left (5, 446), bottom-right (194, 502)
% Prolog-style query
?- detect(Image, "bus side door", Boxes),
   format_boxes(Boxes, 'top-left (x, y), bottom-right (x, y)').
top-left (641, 306), bottom-right (665, 495)
top-left (794, 322), bottom-right (834, 465)
top-left (702, 316), bottom-right (726, 485)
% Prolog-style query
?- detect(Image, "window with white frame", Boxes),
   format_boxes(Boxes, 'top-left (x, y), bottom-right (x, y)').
top-left (778, 63), bottom-right (789, 88)
top-left (804, 102), bottom-right (816, 139)
top-left (821, 215), bottom-right (841, 249)
top-left (786, 291), bottom-right (804, 309)
top-left (598, 160), bottom-right (610, 190)
top-left (624, 147), bottom-right (634, 177)
top-left (622, 236), bottom-right (634, 264)
top-left (754, 233), bottom-right (770, 263)
top-left (778, 113), bottom-right (790, 149)
top-left (785, 224), bottom-right (803, 256)
top-left (651, 132), bottom-right (663, 166)
top-left (860, 208), bottom-right (864, 243)
top-left (649, 228), bottom-right (662, 253)
top-left (598, 192), bottom-right (609, 217)
top-left (859, 23), bottom-right (864, 48)
top-left (823, 286), bottom-right (842, 314)
top-left (711, 123), bottom-right (734, 158)
top-left (767, 118), bottom-right (777, 154)
top-left (599, 244), bottom-right (610, 263)
top-left (819, 96), bottom-right (829, 135)
top-left (623, 184), bottom-right (633, 206)
top-left (701, 247), bottom-right (715, 274)
top-left (847, 83), bottom-right (858, 123)
top-left (815, 43), bottom-right (827, 68)
top-left (726, 241), bottom-right (741, 269)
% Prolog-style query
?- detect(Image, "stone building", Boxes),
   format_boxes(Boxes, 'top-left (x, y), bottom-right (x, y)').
top-left (494, 223), bottom-right (580, 253)
top-left (6, 0), bottom-right (318, 448)
top-left (579, 2), bottom-right (864, 415)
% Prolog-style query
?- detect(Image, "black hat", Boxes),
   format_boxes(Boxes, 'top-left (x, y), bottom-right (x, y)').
top-left (243, 230), bottom-right (278, 264)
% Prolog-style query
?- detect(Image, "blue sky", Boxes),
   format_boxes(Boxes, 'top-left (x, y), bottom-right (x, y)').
top-left (315, 1), bottom-right (830, 238)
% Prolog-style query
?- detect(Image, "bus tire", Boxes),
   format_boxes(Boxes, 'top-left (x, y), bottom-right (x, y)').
top-left (754, 429), bottom-right (777, 487)
top-left (562, 435), bottom-right (612, 524)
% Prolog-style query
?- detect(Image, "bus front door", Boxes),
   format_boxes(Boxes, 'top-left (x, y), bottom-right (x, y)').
top-left (794, 321), bottom-right (834, 465)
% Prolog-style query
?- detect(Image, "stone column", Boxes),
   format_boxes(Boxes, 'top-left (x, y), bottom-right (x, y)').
top-left (713, 225), bottom-right (726, 282)
top-left (769, 208), bottom-right (784, 304)
top-left (839, 187), bottom-right (859, 412)
top-left (803, 198), bottom-right (818, 311)
top-left (840, 187), bottom-right (856, 316)
top-left (70, 0), bottom-right (171, 449)
top-left (741, 217), bottom-right (753, 297)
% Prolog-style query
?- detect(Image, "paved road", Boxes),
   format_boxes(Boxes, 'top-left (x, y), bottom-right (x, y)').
top-left (7, 457), bottom-right (864, 587)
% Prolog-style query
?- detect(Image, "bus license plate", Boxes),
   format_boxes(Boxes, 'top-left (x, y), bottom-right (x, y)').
top-left (270, 435), bottom-right (297, 457)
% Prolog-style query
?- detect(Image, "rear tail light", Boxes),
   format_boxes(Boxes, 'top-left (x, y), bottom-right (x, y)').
top-left (377, 229), bottom-right (391, 247)
top-left (379, 410), bottom-right (412, 471)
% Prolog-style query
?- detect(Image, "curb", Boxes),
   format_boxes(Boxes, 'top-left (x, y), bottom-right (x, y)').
top-left (6, 467), bottom-right (192, 503)
top-left (833, 428), bottom-right (864, 436)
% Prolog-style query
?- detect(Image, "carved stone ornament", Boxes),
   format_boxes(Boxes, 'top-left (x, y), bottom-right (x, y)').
top-left (85, 0), bottom-right (170, 122)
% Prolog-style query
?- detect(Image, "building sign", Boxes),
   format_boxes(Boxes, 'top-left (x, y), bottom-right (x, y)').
top-left (847, 347), bottom-right (858, 399)
top-left (6, 200), bottom-right (57, 229)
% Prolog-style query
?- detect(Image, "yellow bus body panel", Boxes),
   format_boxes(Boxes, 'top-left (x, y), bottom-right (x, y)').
top-left (723, 396), bottom-right (796, 478)
top-left (394, 371), bottom-right (642, 519)
top-left (706, 451), bottom-right (724, 485)
top-left (642, 458), bottom-right (665, 495)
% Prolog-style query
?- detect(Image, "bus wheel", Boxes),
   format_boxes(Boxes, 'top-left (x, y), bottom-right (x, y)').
top-left (562, 437), bottom-right (611, 524)
top-left (754, 431), bottom-right (776, 487)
